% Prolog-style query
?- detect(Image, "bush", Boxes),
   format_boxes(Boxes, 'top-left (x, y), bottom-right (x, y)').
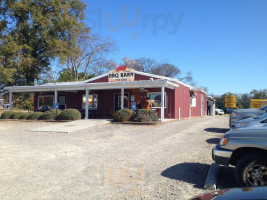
top-left (27, 112), bottom-right (43, 120)
top-left (19, 113), bottom-right (30, 120)
top-left (114, 109), bottom-right (134, 122)
top-left (136, 109), bottom-right (159, 122)
top-left (39, 109), bottom-right (62, 120)
top-left (58, 109), bottom-right (81, 120)
top-left (1, 111), bottom-right (14, 119)
top-left (10, 112), bottom-right (25, 119)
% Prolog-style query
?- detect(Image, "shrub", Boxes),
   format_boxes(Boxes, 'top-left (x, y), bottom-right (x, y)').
top-left (39, 109), bottom-right (62, 120)
top-left (136, 109), bottom-right (159, 122)
top-left (1, 111), bottom-right (14, 119)
top-left (58, 109), bottom-right (81, 121)
top-left (19, 113), bottom-right (30, 120)
top-left (27, 112), bottom-right (43, 120)
top-left (10, 112), bottom-right (25, 119)
top-left (114, 109), bottom-right (134, 122)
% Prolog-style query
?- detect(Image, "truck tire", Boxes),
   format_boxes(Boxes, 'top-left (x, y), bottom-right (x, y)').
top-left (235, 154), bottom-right (267, 186)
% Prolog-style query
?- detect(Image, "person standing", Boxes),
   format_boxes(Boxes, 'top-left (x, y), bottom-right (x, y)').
top-left (207, 101), bottom-right (211, 116)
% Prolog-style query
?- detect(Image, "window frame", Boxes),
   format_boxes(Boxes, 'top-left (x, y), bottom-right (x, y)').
top-left (38, 95), bottom-right (54, 110)
top-left (82, 94), bottom-right (98, 110)
top-left (148, 92), bottom-right (167, 108)
top-left (190, 97), bottom-right (197, 107)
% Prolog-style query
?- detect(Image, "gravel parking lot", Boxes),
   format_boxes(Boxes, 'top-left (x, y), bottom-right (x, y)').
top-left (0, 116), bottom-right (229, 200)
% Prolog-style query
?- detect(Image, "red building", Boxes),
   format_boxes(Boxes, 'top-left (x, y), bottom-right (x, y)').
top-left (5, 67), bottom-right (208, 122)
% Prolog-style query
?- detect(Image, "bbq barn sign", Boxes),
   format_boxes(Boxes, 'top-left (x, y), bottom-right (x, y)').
top-left (108, 66), bottom-right (135, 82)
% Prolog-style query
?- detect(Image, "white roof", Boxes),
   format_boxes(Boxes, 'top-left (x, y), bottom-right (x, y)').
top-left (4, 70), bottom-right (207, 94)
top-left (5, 79), bottom-right (179, 92)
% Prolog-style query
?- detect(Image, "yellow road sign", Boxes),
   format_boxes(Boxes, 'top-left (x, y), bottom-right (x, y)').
top-left (251, 99), bottom-right (267, 109)
top-left (225, 96), bottom-right (236, 108)
top-left (225, 102), bottom-right (236, 108)
top-left (225, 96), bottom-right (236, 103)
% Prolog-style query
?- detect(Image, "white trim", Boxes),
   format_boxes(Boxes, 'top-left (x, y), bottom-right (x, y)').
top-left (9, 91), bottom-right (12, 111)
top-left (83, 73), bottom-right (108, 83)
top-left (135, 71), bottom-right (190, 88)
top-left (54, 90), bottom-right (58, 109)
top-left (85, 89), bottom-right (89, 119)
top-left (161, 87), bottom-right (165, 122)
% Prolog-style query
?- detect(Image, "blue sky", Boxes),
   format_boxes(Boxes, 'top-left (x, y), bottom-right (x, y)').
top-left (84, 0), bottom-right (267, 95)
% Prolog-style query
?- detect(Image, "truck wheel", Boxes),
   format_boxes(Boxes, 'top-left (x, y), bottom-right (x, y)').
top-left (235, 154), bottom-right (267, 186)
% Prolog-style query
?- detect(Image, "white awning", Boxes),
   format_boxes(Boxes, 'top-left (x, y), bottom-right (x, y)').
top-left (4, 79), bottom-right (179, 93)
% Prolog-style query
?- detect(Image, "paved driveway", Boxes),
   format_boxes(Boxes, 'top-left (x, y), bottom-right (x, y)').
top-left (0, 116), bottom-right (229, 200)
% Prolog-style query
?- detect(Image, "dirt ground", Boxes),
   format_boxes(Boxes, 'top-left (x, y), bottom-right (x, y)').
top-left (0, 116), bottom-right (229, 200)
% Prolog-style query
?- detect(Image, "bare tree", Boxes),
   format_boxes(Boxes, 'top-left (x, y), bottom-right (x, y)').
top-left (92, 59), bottom-right (117, 75)
top-left (151, 63), bottom-right (181, 77)
top-left (179, 71), bottom-right (194, 85)
top-left (121, 57), bottom-right (157, 73)
top-left (121, 57), bottom-right (142, 71)
top-left (121, 57), bottom-right (195, 84)
top-left (66, 31), bottom-right (117, 80)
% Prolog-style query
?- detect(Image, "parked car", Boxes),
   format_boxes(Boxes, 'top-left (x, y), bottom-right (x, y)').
top-left (230, 105), bottom-right (267, 127)
top-left (3, 103), bottom-right (9, 108)
top-left (233, 113), bottom-right (267, 129)
top-left (190, 187), bottom-right (267, 200)
top-left (212, 127), bottom-right (267, 186)
top-left (215, 107), bottom-right (224, 115)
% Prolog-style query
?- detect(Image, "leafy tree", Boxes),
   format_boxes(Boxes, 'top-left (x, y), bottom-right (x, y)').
top-left (239, 93), bottom-right (251, 109)
top-left (250, 89), bottom-right (267, 99)
top-left (57, 68), bottom-right (96, 82)
top-left (0, 0), bottom-right (87, 86)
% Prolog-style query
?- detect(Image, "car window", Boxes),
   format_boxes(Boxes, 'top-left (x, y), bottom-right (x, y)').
top-left (258, 113), bottom-right (267, 119)
top-left (259, 105), bottom-right (267, 110)
top-left (260, 119), bottom-right (267, 123)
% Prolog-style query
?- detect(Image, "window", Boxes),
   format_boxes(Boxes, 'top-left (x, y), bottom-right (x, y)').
top-left (190, 97), bottom-right (196, 107)
top-left (82, 94), bottom-right (98, 109)
top-left (38, 96), bottom-right (54, 109)
top-left (148, 93), bottom-right (166, 108)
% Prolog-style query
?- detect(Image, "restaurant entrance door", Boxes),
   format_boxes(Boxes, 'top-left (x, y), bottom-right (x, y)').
top-left (114, 93), bottom-right (129, 111)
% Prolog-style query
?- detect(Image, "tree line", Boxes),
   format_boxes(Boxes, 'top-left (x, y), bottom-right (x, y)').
top-left (0, 0), bottom-right (196, 87)
top-left (214, 89), bottom-right (267, 110)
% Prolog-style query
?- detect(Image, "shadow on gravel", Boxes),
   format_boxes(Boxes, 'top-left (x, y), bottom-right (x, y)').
top-left (161, 162), bottom-right (210, 189)
top-left (204, 128), bottom-right (229, 134)
top-left (217, 166), bottom-right (238, 189)
top-left (206, 138), bottom-right (220, 144)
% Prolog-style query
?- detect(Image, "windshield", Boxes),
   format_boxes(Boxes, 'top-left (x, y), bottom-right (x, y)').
top-left (259, 105), bottom-right (267, 110)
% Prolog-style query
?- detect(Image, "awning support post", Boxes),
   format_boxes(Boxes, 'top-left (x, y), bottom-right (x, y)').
top-left (9, 91), bottom-right (12, 111)
top-left (161, 87), bottom-right (165, 122)
top-left (54, 90), bottom-right (58, 109)
top-left (121, 88), bottom-right (124, 109)
top-left (85, 89), bottom-right (89, 119)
